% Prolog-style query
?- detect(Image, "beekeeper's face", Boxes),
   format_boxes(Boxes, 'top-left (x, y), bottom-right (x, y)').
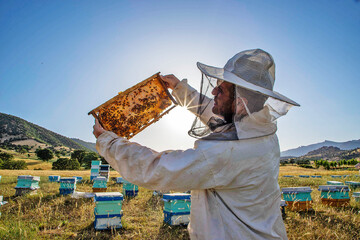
top-left (211, 80), bottom-right (235, 120)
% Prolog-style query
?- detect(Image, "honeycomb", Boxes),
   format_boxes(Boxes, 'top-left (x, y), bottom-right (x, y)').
top-left (89, 73), bottom-right (176, 139)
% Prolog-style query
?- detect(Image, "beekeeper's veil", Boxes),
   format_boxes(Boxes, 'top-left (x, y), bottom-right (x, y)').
top-left (188, 49), bottom-right (300, 140)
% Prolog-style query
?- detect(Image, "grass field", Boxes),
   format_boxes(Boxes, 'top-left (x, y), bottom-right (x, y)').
top-left (0, 166), bottom-right (360, 239)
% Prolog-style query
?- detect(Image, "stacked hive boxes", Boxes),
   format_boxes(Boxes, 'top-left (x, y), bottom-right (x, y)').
top-left (281, 187), bottom-right (312, 211)
top-left (122, 179), bottom-right (138, 197)
top-left (59, 177), bottom-right (77, 195)
top-left (15, 175), bottom-right (40, 196)
top-left (48, 175), bottom-right (61, 182)
top-left (163, 193), bottom-right (191, 225)
top-left (327, 181), bottom-right (343, 185)
top-left (345, 181), bottom-right (360, 190)
top-left (93, 176), bottom-right (107, 193)
top-left (318, 185), bottom-right (350, 207)
top-left (91, 160), bottom-right (102, 181)
top-left (94, 192), bottom-right (123, 230)
top-left (99, 165), bottom-right (110, 181)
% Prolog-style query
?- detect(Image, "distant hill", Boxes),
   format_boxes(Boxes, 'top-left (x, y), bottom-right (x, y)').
top-left (281, 140), bottom-right (360, 157)
top-left (71, 138), bottom-right (96, 152)
top-left (0, 112), bottom-right (92, 151)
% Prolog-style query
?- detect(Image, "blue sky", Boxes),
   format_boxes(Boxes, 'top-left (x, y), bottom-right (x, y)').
top-left (1, 0), bottom-right (359, 152)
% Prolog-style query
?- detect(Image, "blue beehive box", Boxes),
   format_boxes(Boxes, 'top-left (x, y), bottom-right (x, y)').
top-left (93, 176), bottom-right (107, 188)
top-left (281, 187), bottom-right (312, 202)
top-left (94, 192), bottom-right (123, 230)
top-left (163, 193), bottom-right (191, 226)
top-left (49, 175), bottom-right (61, 182)
top-left (318, 185), bottom-right (350, 199)
top-left (59, 177), bottom-right (77, 195)
top-left (331, 175), bottom-right (342, 178)
top-left (327, 181), bottom-right (343, 185)
top-left (116, 177), bottom-right (123, 184)
top-left (299, 175), bottom-right (310, 178)
top-left (282, 175), bottom-right (294, 178)
top-left (311, 175), bottom-right (322, 178)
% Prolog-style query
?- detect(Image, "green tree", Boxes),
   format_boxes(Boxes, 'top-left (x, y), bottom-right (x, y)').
top-left (83, 152), bottom-right (99, 169)
top-left (36, 148), bottom-right (54, 161)
top-left (0, 152), bottom-right (14, 161)
top-left (71, 150), bottom-right (86, 165)
top-left (52, 158), bottom-right (80, 170)
top-left (2, 160), bottom-right (27, 169)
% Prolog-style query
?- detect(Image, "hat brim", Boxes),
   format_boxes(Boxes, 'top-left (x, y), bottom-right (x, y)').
top-left (197, 62), bottom-right (300, 106)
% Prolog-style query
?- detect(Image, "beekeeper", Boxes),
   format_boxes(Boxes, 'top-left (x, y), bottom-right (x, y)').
top-left (93, 49), bottom-right (299, 240)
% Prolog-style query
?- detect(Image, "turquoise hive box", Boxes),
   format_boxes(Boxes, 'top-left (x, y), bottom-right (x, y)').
top-left (94, 192), bottom-right (123, 216)
top-left (49, 175), bottom-right (61, 182)
top-left (73, 176), bottom-right (83, 183)
top-left (299, 175), bottom-right (310, 178)
top-left (93, 176), bottom-right (107, 188)
top-left (91, 160), bottom-right (102, 181)
top-left (116, 177), bottom-right (123, 184)
top-left (318, 185), bottom-right (350, 199)
top-left (281, 187), bottom-right (312, 202)
top-left (163, 193), bottom-right (191, 213)
top-left (16, 175), bottom-right (40, 189)
top-left (59, 177), bottom-right (77, 195)
top-left (327, 181), bottom-right (343, 185)
top-left (122, 179), bottom-right (138, 197)
top-left (163, 193), bottom-right (191, 225)
top-left (94, 192), bottom-right (123, 230)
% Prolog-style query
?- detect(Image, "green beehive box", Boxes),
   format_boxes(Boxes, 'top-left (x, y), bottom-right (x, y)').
top-left (281, 187), bottom-right (312, 202)
top-left (163, 193), bottom-right (191, 213)
top-left (319, 185), bottom-right (350, 199)
top-left (91, 169), bottom-right (100, 173)
top-left (15, 176), bottom-right (40, 189)
top-left (92, 160), bottom-right (102, 166)
top-left (59, 177), bottom-right (77, 189)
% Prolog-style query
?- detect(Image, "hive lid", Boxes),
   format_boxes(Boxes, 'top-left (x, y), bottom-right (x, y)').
top-left (327, 181), bottom-right (343, 184)
top-left (93, 176), bottom-right (107, 182)
top-left (88, 72), bottom-right (178, 139)
top-left (60, 177), bottom-right (77, 183)
top-left (318, 185), bottom-right (350, 192)
top-left (163, 193), bottom-right (191, 200)
top-left (95, 192), bottom-right (123, 201)
top-left (281, 187), bottom-right (312, 193)
top-left (345, 181), bottom-right (360, 184)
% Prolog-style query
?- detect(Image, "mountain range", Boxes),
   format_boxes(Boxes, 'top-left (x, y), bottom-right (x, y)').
top-left (281, 140), bottom-right (360, 157)
top-left (0, 112), bottom-right (95, 151)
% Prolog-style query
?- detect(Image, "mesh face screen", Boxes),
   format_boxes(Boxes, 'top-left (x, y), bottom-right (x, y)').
top-left (89, 73), bottom-right (175, 139)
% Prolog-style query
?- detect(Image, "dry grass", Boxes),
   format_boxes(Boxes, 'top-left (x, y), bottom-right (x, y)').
top-left (0, 166), bottom-right (360, 239)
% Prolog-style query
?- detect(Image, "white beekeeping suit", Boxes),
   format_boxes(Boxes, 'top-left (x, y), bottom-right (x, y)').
top-left (96, 49), bottom-right (299, 240)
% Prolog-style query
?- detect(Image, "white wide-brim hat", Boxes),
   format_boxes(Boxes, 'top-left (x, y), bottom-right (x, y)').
top-left (197, 49), bottom-right (300, 106)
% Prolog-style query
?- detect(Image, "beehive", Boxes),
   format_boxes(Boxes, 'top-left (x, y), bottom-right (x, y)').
top-left (48, 175), bottom-right (61, 182)
top-left (280, 199), bottom-right (287, 219)
top-left (99, 165), bottom-right (110, 181)
top-left (281, 187), bottom-right (312, 211)
top-left (318, 185), bottom-right (350, 207)
top-left (88, 73), bottom-right (177, 139)
top-left (345, 181), bottom-right (360, 189)
top-left (94, 192), bottom-right (123, 230)
top-left (59, 177), bottom-right (77, 195)
top-left (90, 160), bottom-right (102, 181)
top-left (282, 175), bottom-right (294, 178)
top-left (116, 177), bottom-right (123, 184)
top-left (93, 176), bottom-right (107, 193)
top-left (163, 193), bottom-right (191, 225)
top-left (331, 175), bottom-right (342, 178)
top-left (311, 175), bottom-right (322, 178)
top-left (353, 192), bottom-right (360, 202)
top-left (15, 175), bottom-right (40, 196)
top-left (327, 181), bottom-right (343, 185)
top-left (0, 196), bottom-right (8, 217)
top-left (122, 180), bottom-right (138, 197)
top-left (299, 175), bottom-right (310, 178)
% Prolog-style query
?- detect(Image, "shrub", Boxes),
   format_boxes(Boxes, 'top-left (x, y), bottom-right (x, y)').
top-left (0, 152), bottom-right (14, 161)
top-left (52, 158), bottom-right (80, 170)
top-left (36, 148), bottom-right (54, 161)
top-left (1, 160), bottom-right (27, 170)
